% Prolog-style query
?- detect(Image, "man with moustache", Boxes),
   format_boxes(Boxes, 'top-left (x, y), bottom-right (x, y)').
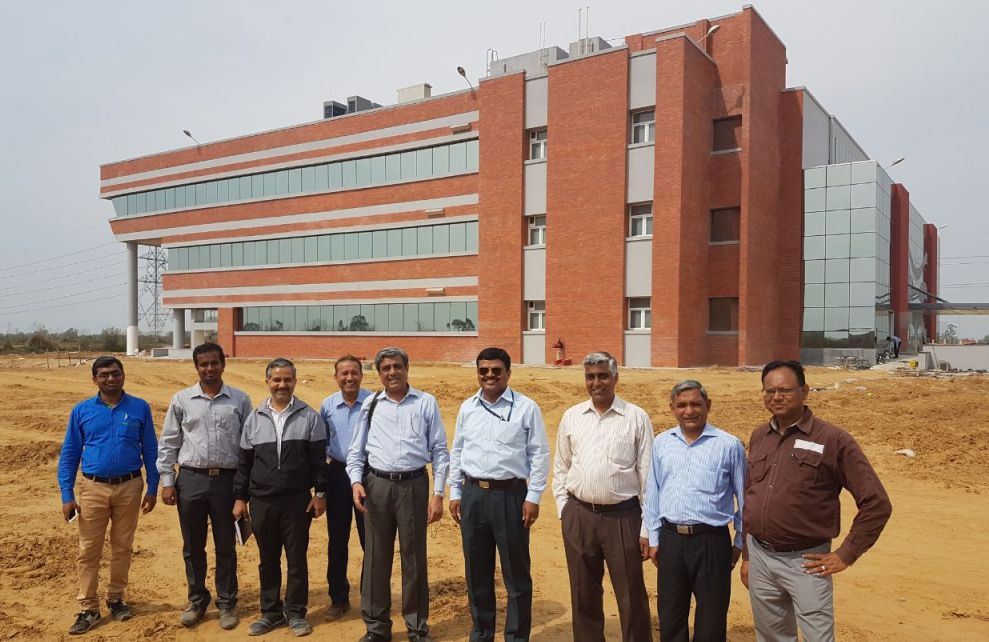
top-left (741, 360), bottom-right (892, 642)
top-left (233, 358), bottom-right (328, 637)
top-left (552, 351), bottom-right (653, 642)
top-left (347, 347), bottom-right (449, 642)
top-left (319, 355), bottom-right (371, 620)
top-left (449, 347), bottom-right (550, 642)
top-left (58, 356), bottom-right (159, 634)
top-left (157, 342), bottom-right (253, 630)
top-left (643, 380), bottom-right (746, 642)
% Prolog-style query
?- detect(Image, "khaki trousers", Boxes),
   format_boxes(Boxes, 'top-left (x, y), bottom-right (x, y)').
top-left (75, 475), bottom-right (143, 610)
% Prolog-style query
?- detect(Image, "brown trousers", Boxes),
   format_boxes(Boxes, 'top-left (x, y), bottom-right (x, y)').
top-left (561, 500), bottom-right (653, 642)
top-left (75, 475), bottom-right (143, 610)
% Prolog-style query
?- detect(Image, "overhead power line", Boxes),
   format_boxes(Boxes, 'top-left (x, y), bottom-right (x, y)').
top-left (1, 252), bottom-right (125, 280)
top-left (0, 270), bottom-right (127, 297)
top-left (0, 293), bottom-right (126, 315)
top-left (0, 282), bottom-right (126, 312)
top-left (0, 242), bottom-right (117, 274)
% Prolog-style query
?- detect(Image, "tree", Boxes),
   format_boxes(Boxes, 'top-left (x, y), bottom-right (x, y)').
top-left (941, 323), bottom-right (958, 345)
top-left (100, 327), bottom-right (125, 352)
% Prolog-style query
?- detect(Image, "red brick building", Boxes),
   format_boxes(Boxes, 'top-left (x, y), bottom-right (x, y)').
top-left (100, 6), bottom-right (937, 367)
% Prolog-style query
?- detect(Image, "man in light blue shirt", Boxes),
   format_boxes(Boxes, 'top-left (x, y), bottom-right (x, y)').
top-left (347, 347), bottom-right (449, 642)
top-left (449, 347), bottom-right (549, 642)
top-left (319, 354), bottom-right (372, 621)
top-left (644, 379), bottom-right (746, 642)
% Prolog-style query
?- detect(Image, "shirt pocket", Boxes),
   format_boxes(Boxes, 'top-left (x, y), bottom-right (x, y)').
top-left (748, 450), bottom-right (771, 483)
top-left (493, 419), bottom-right (525, 449)
top-left (121, 416), bottom-right (143, 441)
top-left (212, 404), bottom-right (239, 432)
top-left (607, 435), bottom-right (636, 467)
top-left (783, 448), bottom-right (823, 486)
top-left (406, 411), bottom-right (423, 439)
top-left (694, 465), bottom-right (725, 494)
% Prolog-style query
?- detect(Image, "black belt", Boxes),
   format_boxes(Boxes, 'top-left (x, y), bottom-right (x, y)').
top-left (83, 470), bottom-right (142, 484)
top-left (753, 536), bottom-right (827, 554)
top-left (181, 466), bottom-right (237, 476)
top-left (662, 520), bottom-right (729, 536)
top-left (569, 495), bottom-right (639, 513)
top-left (367, 466), bottom-right (425, 481)
top-left (465, 475), bottom-right (525, 490)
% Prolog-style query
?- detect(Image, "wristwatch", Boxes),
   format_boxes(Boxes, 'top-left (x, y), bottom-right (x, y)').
top-left (315, 492), bottom-right (326, 498)
top-left (433, 491), bottom-right (444, 498)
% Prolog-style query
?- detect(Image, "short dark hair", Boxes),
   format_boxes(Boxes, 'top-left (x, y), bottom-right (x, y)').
top-left (92, 355), bottom-right (123, 377)
top-left (265, 357), bottom-right (296, 379)
top-left (193, 342), bottom-right (225, 367)
top-left (374, 347), bottom-right (409, 371)
top-left (761, 360), bottom-right (806, 386)
top-left (476, 347), bottom-right (511, 371)
top-left (334, 355), bottom-right (363, 372)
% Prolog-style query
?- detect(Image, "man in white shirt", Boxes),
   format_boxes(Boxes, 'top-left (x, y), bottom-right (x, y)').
top-left (552, 351), bottom-right (653, 642)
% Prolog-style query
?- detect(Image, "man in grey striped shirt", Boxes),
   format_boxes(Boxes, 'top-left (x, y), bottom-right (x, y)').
top-left (157, 342), bottom-right (253, 631)
top-left (552, 351), bottom-right (654, 642)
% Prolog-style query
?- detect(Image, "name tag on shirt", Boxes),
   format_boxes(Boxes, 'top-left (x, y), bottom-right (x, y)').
top-left (793, 439), bottom-right (824, 454)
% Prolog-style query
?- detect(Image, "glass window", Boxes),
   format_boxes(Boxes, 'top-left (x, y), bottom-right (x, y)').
top-left (279, 238), bottom-right (293, 264)
top-left (242, 241), bottom-right (255, 266)
top-left (825, 258), bottom-right (850, 283)
top-left (258, 307), bottom-right (272, 331)
top-left (402, 228), bottom-right (418, 256)
top-left (275, 170), bottom-right (289, 195)
top-left (187, 246), bottom-right (200, 269)
top-left (417, 148), bottom-right (433, 178)
top-left (450, 302), bottom-right (469, 330)
top-left (209, 245), bottom-right (220, 268)
top-left (263, 172), bottom-right (277, 196)
top-left (288, 168), bottom-right (302, 194)
top-left (400, 151), bottom-right (416, 178)
top-left (371, 156), bottom-right (386, 184)
top-left (825, 283), bottom-right (850, 307)
top-left (529, 216), bottom-right (546, 245)
top-left (291, 237), bottom-right (305, 263)
top-left (317, 235), bottom-right (331, 261)
top-left (355, 158), bottom-right (371, 187)
top-left (217, 180), bottom-right (229, 203)
top-left (433, 145), bottom-right (450, 175)
top-left (388, 303), bottom-right (404, 332)
top-left (195, 183), bottom-right (208, 205)
top-left (386, 154), bottom-right (401, 181)
top-left (372, 230), bottom-right (388, 258)
top-left (826, 209), bottom-right (851, 235)
top-left (804, 284), bottom-right (825, 307)
top-left (231, 243), bottom-right (244, 267)
top-left (373, 304), bottom-right (389, 333)
top-left (434, 302), bottom-right (451, 331)
top-left (344, 232), bottom-right (358, 260)
top-left (418, 226), bottom-right (433, 254)
top-left (466, 301), bottom-right (478, 328)
top-left (418, 303), bottom-right (435, 331)
top-left (628, 297), bottom-right (651, 329)
top-left (331, 234), bottom-right (346, 260)
top-left (850, 233), bottom-right (876, 258)
top-left (449, 223), bottom-right (466, 252)
top-left (629, 204), bottom-right (653, 237)
top-left (826, 235), bottom-right (851, 259)
top-left (165, 188), bottom-right (175, 210)
top-left (527, 301), bottom-right (546, 331)
top-left (449, 142), bottom-right (467, 172)
top-left (176, 247), bottom-right (189, 270)
top-left (306, 306), bottom-right (322, 331)
top-left (219, 243), bottom-right (232, 267)
top-left (126, 193), bottom-right (138, 215)
top-left (631, 110), bottom-right (655, 144)
top-left (267, 239), bottom-right (280, 264)
top-left (252, 174), bottom-right (264, 198)
top-left (466, 139), bottom-right (479, 172)
top-left (243, 307), bottom-right (259, 330)
top-left (358, 231), bottom-right (373, 259)
top-left (529, 129), bottom-right (547, 160)
top-left (709, 297), bottom-right (739, 332)
top-left (713, 116), bottom-right (742, 152)
top-left (433, 225), bottom-right (450, 253)
top-left (185, 184), bottom-right (197, 206)
top-left (387, 229), bottom-right (402, 257)
top-left (333, 305), bottom-right (348, 332)
top-left (228, 178), bottom-right (240, 201)
top-left (304, 236), bottom-right (317, 262)
top-left (203, 182), bottom-right (216, 205)
top-left (112, 196), bottom-right (128, 216)
top-left (804, 236), bottom-right (826, 260)
top-left (255, 240), bottom-right (268, 265)
top-left (404, 303), bottom-right (420, 332)
top-left (711, 207), bottom-right (740, 242)
top-left (270, 306), bottom-right (286, 331)
top-left (328, 162), bottom-right (342, 189)
top-left (341, 160), bottom-right (357, 188)
top-left (360, 304), bottom-right (375, 331)
top-left (174, 187), bottom-right (186, 209)
top-left (155, 189), bottom-right (167, 210)
top-left (239, 176), bottom-right (252, 199)
top-left (285, 307), bottom-right (300, 332)
top-left (465, 221), bottom-right (479, 253)
top-left (314, 164), bottom-right (329, 191)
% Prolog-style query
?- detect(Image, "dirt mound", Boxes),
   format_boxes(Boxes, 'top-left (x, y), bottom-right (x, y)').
top-left (0, 441), bottom-right (62, 470)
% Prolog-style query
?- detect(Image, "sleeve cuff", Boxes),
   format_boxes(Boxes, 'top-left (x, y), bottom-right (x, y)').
top-left (160, 473), bottom-right (176, 488)
top-left (524, 489), bottom-right (542, 505)
top-left (60, 489), bottom-right (75, 504)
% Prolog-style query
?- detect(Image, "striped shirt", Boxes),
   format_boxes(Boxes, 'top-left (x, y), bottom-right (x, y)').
top-left (552, 396), bottom-right (653, 518)
top-left (643, 423), bottom-right (746, 548)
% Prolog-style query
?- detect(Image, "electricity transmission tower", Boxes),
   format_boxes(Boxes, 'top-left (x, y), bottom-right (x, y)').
top-left (138, 246), bottom-right (169, 340)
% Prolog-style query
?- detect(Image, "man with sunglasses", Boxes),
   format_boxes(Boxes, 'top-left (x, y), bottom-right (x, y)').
top-left (448, 347), bottom-right (550, 642)
top-left (741, 360), bottom-right (892, 642)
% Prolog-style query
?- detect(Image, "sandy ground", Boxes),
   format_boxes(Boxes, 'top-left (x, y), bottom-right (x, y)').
top-left (0, 355), bottom-right (987, 641)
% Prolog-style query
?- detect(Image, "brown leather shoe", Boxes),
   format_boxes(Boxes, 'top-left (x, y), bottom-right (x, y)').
top-left (324, 602), bottom-right (351, 621)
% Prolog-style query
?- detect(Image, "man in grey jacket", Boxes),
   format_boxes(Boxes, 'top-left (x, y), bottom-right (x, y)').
top-left (233, 358), bottom-right (329, 637)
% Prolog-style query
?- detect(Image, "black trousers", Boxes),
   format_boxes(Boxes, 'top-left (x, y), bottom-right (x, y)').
top-left (657, 525), bottom-right (732, 642)
top-left (250, 491), bottom-right (313, 618)
top-left (461, 482), bottom-right (532, 642)
top-left (175, 468), bottom-right (238, 610)
top-left (361, 472), bottom-right (430, 639)
top-left (326, 462), bottom-right (365, 605)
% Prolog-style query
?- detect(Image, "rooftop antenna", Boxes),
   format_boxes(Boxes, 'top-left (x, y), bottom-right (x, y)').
top-left (485, 48), bottom-right (499, 76)
top-left (538, 22), bottom-right (547, 70)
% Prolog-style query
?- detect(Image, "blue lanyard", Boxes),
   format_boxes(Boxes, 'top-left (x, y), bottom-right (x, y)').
top-left (479, 390), bottom-right (514, 422)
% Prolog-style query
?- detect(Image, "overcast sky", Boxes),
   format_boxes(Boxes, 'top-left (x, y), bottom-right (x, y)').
top-left (1, 0), bottom-right (987, 339)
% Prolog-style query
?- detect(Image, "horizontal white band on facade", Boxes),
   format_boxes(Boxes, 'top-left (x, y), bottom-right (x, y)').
top-left (162, 214), bottom-right (479, 248)
top-left (235, 331), bottom-right (478, 338)
top-left (103, 131), bottom-right (478, 199)
top-left (111, 193), bottom-right (479, 242)
top-left (165, 295), bottom-right (477, 309)
top-left (102, 111), bottom-right (480, 189)
top-left (165, 250), bottom-right (476, 275)
top-left (163, 276), bottom-right (478, 299)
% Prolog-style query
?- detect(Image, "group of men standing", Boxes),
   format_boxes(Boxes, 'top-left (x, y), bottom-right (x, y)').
top-left (58, 344), bottom-right (891, 642)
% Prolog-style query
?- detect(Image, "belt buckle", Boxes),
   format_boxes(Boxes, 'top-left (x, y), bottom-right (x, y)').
top-left (208, 468), bottom-right (220, 476)
top-left (389, 472), bottom-right (401, 481)
top-left (676, 524), bottom-right (691, 535)
top-left (478, 480), bottom-right (490, 489)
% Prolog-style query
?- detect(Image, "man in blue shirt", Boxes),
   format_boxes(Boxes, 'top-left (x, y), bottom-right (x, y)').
top-left (449, 347), bottom-right (550, 642)
top-left (319, 355), bottom-right (371, 621)
top-left (347, 347), bottom-right (449, 642)
top-left (644, 380), bottom-right (745, 642)
top-left (57, 356), bottom-right (160, 635)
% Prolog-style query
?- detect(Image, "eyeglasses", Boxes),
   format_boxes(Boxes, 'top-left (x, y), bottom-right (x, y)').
top-left (477, 367), bottom-right (504, 377)
top-left (763, 387), bottom-right (799, 398)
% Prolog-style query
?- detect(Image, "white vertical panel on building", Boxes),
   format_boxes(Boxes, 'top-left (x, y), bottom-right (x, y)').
top-left (629, 52), bottom-right (657, 110)
top-left (523, 247), bottom-right (546, 300)
top-left (626, 145), bottom-right (654, 203)
top-left (624, 332), bottom-right (651, 367)
top-left (524, 77), bottom-right (548, 129)
top-left (625, 239), bottom-right (652, 297)
top-left (524, 162), bottom-right (547, 215)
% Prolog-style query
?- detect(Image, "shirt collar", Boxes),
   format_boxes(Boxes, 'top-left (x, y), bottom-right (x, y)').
top-left (265, 396), bottom-right (296, 414)
top-left (193, 382), bottom-right (230, 399)
top-left (768, 406), bottom-right (813, 435)
top-left (333, 388), bottom-right (370, 408)
top-left (671, 423), bottom-right (717, 443)
top-left (380, 385), bottom-right (421, 404)
top-left (93, 391), bottom-right (128, 408)
top-left (473, 386), bottom-right (514, 406)
top-left (580, 395), bottom-right (626, 417)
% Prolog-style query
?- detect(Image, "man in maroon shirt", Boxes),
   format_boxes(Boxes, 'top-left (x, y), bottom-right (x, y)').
top-left (741, 360), bottom-right (892, 642)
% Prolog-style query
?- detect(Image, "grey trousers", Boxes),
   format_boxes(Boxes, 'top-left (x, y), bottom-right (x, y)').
top-left (361, 472), bottom-right (430, 638)
top-left (747, 534), bottom-right (835, 642)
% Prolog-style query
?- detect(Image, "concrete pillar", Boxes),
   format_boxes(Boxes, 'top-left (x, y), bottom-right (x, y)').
top-left (192, 329), bottom-right (207, 347)
top-left (126, 242), bottom-right (139, 356)
top-left (172, 308), bottom-right (185, 349)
